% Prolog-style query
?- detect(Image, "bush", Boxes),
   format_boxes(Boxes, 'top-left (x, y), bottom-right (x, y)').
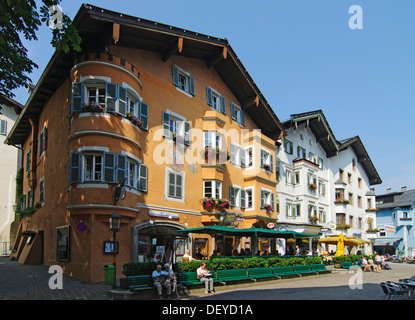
top-left (122, 261), bottom-right (167, 276)
top-left (264, 258), bottom-right (289, 267)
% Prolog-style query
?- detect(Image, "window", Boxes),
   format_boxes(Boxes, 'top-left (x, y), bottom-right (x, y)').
top-left (39, 177), bottom-right (45, 204)
top-left (71, 81), bottom-right (148, 130)
top-left (307, 172), bottom-right (317, 186)
top-left (0, 119), bottom-right (7, 135)
top-left (318, 181), bottom-right (326, 197)
top-left (339, 169), bottom-right (344, 181)
top-left (57, 226), bottom-right (70, 262)
top-left (335, 188), bottom-right (345, 200)
top-left (84, 154), bottom-right (103, 182)
top-left (203, 180), bottom-right (222, 199)
top-left (230, 143), bottom-right (246, 167)
top-left (260, 189), bottom-right (274, 211)
top-left (317, 157), bottom-right (324, 170)
top-left (172, 65), bottom-right (195, 96)
top-left (27, 189), bottom-right (34, 208)
top-left (308, 152), bottom-right (316, 164)
top-left (287, 202), bottom-right (300, 218)
top-left (26, 149), bottom-right (31, 173)
top-left (318, 209), bottom-right (326, 223)
top-left (358, 177), bottom-right (362, 188)
top-left (162, 111), bottom-right (191, 146)
top-left (166, 169), bottom-right (184, 200)
top-left (204, 131), bottom-right (223, 149)
top-left (39, 125), bottom-right (47, 156)
top-left (245, 146), bottom-right (254, 169)
top-left (297, 146), bottom-right (306, 159)
top-left (287, 169), bottom-right (300, 185)
top-left (349, 215), bottom-right (354, 228)
top-left (126, 159), bottom-right (138, 188)
top-left (367, 198), bottom-right (373, 209)
top-left (231, 103), bottom-right (245, 126)
top-left (357, 196), bottom-right (362, 208)
top-left (284, 139), bottom-right (294, 154)
top-left (245, 188), bottom-right (254, 209)
top-left (206, 87), bottom-right (225, 114)
top-left (308, 204), bottom-right (317, 218)
top-left (348, 193), bottom-right (354, 206)
top-left (348, 173), bottom-right (352, 184)
top-left (336, 213), bottom-right (346, 225)
top-left (230, 186), bottom-right (245, 208)
top-left (260, 149), bottom-right (273, 172)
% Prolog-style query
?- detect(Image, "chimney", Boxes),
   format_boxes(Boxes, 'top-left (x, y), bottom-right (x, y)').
top-left (386, 188), bottom-right (391, 194)
top-left (401, 186), bottom-right (407, 192)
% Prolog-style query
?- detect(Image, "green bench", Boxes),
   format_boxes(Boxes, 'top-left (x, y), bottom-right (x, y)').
top-left (293, 265), bottom-right (317, 275)
top-left (215, 269), bottom-right (250, 283)
top-left (271, 266), bottom-right (297, 278)
top-left (311, 264), bottom-right (331, 274)
top-left (247, 268), bottom-right (277, 280)
top-left (127, 275), bottom-right (155, 291)
top-left (341, 262), bottom-right (353, 269)
top-left (177, 272), bottom-right (203, 286)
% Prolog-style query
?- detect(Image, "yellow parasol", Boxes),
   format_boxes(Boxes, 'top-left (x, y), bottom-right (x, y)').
top-left (319, 234), bottom-right (371, 255)
top-left (334, 233), bottom-right (345, 257)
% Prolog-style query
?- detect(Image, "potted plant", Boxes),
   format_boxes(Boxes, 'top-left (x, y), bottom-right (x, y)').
top-left (126, 112), bottom-right (144, 129)
top-left (171, 132), bottom-right (184, 143)
top-left (309, 215), bottom-right (319, 223)
top-left (216, 148), bottom-right (230, 162)
top-left (263, 164), bottom-right (272, 172)
top-left (201, 197), bottom-right (216, 208)
top-left (309, 183), bottom-right (317, 190)
top-left (82, 102), bottom-right (106, 113)
top-left (334, 199), bottom-right (350, 205)
top-left (202, 146), bottom-right (215, 162)
top-left (336, 224), bottom-right (351, 230)
top-left (263, 204), bottom-right (273, 213)
top-left (366, 228), bottom-right (379, 233)
top-left (217, 198), bottom-right (230, 210)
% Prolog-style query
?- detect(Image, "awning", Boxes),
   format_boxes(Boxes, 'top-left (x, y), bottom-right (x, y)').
top-left (372, 237), bottom-right (402, 247)
top-left (176, 226), bottom-right (318, 238)
top-left (318, 235), bottom-right (371, 247)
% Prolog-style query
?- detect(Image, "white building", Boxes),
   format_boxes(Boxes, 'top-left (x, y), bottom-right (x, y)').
top-left (276, 110), bottom-right (381, 255)
top-left (0, 96), bottom-right (23, 254)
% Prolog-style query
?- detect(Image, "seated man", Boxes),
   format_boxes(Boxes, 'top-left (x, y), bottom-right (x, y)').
top-left (197, 262), bottom-right (215, 294)
top-left (152, 264), bottom-right (171, 299)
top-left (164, 263), bottom-right (179, 299)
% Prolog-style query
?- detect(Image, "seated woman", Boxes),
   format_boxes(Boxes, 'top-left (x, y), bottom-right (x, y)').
top-left (197, 262), bottom-right (215, 294)
top-left (164, 263), bottom-right (180, 299)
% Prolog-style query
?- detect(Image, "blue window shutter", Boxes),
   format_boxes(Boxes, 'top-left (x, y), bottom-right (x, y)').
top-left (139, 101), bottom-right (148, 130)
top-left (116, 154), bottom-right (127, 183)
top-left (138, 164), bottom-right (148, 192)
top-left (240, 110), bottom-right (245, 126)
top-left (220, 95), bottom-right (226, 114)
top-left (260, 150), bottom-right (265, 168)
top-left (184, 121), bottom-right (191, 146)
top-left (206, 87), bottom-right (213, 106)
top-left (103, 152), bottom-right (116, 183)
top-left (172, 65), bottom-right (179, 87)
top-left (162, 111), bottom-right (170, 137)
top-left (188, 75), bottom-right (195, 96)
top-left (118, 85), bottom-right (127, 116)
top-left (71, 82), bottom-right (83, 112)
top-left (69, 152), bottom-right (81, 184)
top-left (231, 103), bottom-right (236, 120)
top-left (106, 83), bottom-right (118, 112)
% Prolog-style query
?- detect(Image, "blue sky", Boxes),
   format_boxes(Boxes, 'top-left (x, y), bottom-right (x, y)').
top-left (12, 0), bottom-right (415, 194)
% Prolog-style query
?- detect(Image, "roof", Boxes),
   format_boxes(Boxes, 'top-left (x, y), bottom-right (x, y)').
top-left (6, 3), bottom-right (284, 145)
top-left (283, 110), bottom-right (339, 158)
top-left (0, 95), bottom-right (24, 116)
top-left (377, 189), bottom-right (415, 210)
top-left (337, 136), bottom-right (382, 186)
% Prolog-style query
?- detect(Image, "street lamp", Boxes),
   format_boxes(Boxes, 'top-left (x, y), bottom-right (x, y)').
top-left (109, 211), bottom-right (121, 289)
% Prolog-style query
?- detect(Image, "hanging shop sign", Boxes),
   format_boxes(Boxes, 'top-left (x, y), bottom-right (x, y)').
top-left (267, 223), bottom-right (275, 229)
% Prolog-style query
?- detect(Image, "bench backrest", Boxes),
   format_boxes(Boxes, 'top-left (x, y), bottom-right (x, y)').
top-left (247, 268), bottom-right (273, 275)
top-left (127, 275), bottom-right (154, 286)
top-left (178, 272), bottom-right (199, 282)
top-left (293, 265), bottom-right (311, 272)
top-left (311, 264), bottom-right (326, 271)
top-left (216, 269), bottom-right (248, 278)
top-left (272, 266), bottom-right (294, 274)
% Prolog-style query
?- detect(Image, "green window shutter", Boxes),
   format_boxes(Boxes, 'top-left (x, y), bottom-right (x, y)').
top-left (162, 111), bottom-right (170, 137)
top-left (138, 164), bottom-right (148, 192)
top-left (206, 87), bottom-right (213, 106)
top-left (260, 150), bottom-right (265, 167)
top-left (260, 190), bottom-right (265, 208)
top-left (118, 86), bottom-right (127, 116)
top-left (230, 186), bottom-right (236, 207)
top-left (269, 154), bottom-right (273, 172)
top-left (69, 152), bottom-right (81, 184)
top-left (241, 190), bottom-right (246, 208)
top-left (106, 83), bottom-right (118, 112)
top-left (184, 121), bottom-right (191, 146)
top-left (139, 101), bottom-right (148, 130)
top-left (172, 65), bottom-right (179, 87)
top-left (116, 154), bottom-right (126, 183)
top-left (71, 82), bottom-right (84, 112)
top-left (103, 152), bottom-right (116, 183)
top-left (176, 174), bottom-right (183, 198)
top-left (271, 193), bottom-right (275, 211)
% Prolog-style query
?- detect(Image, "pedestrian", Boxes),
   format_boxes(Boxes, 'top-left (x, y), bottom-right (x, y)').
top-left (197, 262), bottom-right (215, 294)
top-left (295, 245), bottom-right (300, 256)
top-left (375, 253), bottom-right (382, 272)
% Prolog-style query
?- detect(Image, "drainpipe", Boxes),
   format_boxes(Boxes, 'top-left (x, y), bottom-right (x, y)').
top-left (28, 118), bottom-right (37, 189)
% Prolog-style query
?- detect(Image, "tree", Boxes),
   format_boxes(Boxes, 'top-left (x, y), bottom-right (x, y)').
top-left (0, 0), bottom-right (81, 106)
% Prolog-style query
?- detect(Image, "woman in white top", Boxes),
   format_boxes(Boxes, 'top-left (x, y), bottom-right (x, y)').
top-left (197, 262), bottom-right (214, 294)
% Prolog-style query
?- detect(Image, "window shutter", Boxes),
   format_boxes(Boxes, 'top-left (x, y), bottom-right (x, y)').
top-left (230, 186), bottom-right (235, 207)
top-left (240, 110), bottom-right (245, 126)
top-left (240, 148), bottom-right (246, 168)
top-left (138, 164), bottom-right (148, 192)
top-left (184, 121), bottom-right (191, 146)
top-left (38, 130), bottom-right (44, 156)
top-left (71, 82), bottom-right (83, 112)
top-left (42, 127), bottom-right (47, 154)
top-left (116, 154), bottom-right (126, 183)
top-left (69, 152), bottom-right (81, 184)
top-left (220, 95), bottom-right (226, 114)
top-left (206, 87), bottom-right (213, 106)
top-left (230, 144), bottom-right (237, 164)
top-left (231, 103), bottom-right (236, 120)
top-left (260, 190), bottom-right (265, 208)
top-left (260, 150), bottom-right (265, 168)
top-left (118, 86), bottom-right (127, 116)
top-left (0, 119), bottom-right (7, 135)
top-left (106, 83), bottom-right (118, 112)
top-left (271, 193), bottom-right (275, 211)
top-left (188, 75), bottom-right (195, 96)
top-left (240, 190), bottom-right (246, 209)
top-left (172, 65), bottom-right (179, 87)
top-left (26, 149), bottom-right (31, 172)
top-left (269, 154), bottom-right (273, 172)
top-left (103, 152), bottom-right (116, 183)
top-left (162, 111), bottom-right (170, 137)
top-left (176, 174), bottom-right (183, 198)
top-left (139, 101), bottom-right (148, 130)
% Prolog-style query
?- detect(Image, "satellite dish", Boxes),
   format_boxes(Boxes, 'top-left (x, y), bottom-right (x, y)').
top-left (120, 186), bottom-right (126, 200)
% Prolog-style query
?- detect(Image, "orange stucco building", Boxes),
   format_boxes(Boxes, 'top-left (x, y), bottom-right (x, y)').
top-left (6, 4), bottom-right (284, 282)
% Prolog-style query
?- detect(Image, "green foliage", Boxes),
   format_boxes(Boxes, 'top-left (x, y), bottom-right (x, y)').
top-left (122, 261), bottom-right (167, 276)
top-left (0, 0), bottom-right (81, 104)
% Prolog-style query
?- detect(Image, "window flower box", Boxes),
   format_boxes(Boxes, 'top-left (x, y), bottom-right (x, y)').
top-left (126, 112), bottom-right (144, 129)
top-left (171, 132), bottom-right (184, 143)
top-left (365, 208), bottom-right (379, 212)
top-left (334, 199), bottom-right (350, 205)
top-left (336, 224), bottom-right (351, 230)
top-left (366, 228), bottom-right (379, 233)
top-left (309, 183), bottom-right (317, 190)
top-left (82, 102), bottom-right (106, 113)
top-left (201, 197), bottom-right (216, 208)
top-left (263, 164), bottom-right (272, 172)
top-left (309, 215), bottom-right (319, 223)
top-left (217, 198), bottom-right (230, 210)
top-left (263, 204), bottom-right (273, 213)
top-left (216, 148), bottom-right (230, 162)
